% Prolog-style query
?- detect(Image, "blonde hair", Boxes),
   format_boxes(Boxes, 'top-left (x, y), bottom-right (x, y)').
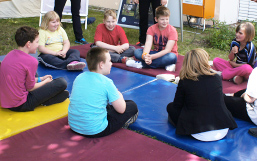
top-left (236, 22), bottom-right (255, 42)
top-left (104, 9), bottom-right (117, 20)
top-left (155, 6), bottom-right (170, 19)
top-left (40, 11), bottom-right (62, 30)
top-left (180, 48), bottom-right (215, 81)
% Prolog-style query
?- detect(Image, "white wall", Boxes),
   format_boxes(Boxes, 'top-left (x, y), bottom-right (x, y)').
top-left (218, 0), bottom-right (239, 24)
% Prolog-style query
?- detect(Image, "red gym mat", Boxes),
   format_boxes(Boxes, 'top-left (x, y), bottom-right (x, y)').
top-left (0, 117), bottom-right (207, 161)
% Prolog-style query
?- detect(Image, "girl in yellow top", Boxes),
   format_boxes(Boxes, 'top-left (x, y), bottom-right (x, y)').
top-left (38, 11), bottom-right (86, 70)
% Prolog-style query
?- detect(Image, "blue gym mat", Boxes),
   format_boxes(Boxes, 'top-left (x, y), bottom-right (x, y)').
top-left (122, 79), bottom-right (257, 161)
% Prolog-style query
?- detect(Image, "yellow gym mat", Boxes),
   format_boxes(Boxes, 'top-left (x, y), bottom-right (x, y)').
top-left (0, 99), bottom-right (69, 140)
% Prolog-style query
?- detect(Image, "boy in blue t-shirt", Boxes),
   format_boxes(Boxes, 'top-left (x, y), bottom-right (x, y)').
top-left (68, 47), bottom-right (138, 138)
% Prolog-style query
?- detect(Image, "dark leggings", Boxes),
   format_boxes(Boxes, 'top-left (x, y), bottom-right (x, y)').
top-left (224, 89), bottom-right (252, 122)
top-left (9, 77), bottom-right (69, 112)
top-left (74, 100), bottom-right (138, 138)
top-left (39, 49), bottom-right (80, 69)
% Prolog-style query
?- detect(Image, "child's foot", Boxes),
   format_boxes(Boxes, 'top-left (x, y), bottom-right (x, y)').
top-left (121, 56), bottom-right (134, 64)
top-left (165, 64), bottom-right (176, 71)
top-left (126, 60), bottom-right (143, 69)
top-left (135, 42), bottom-right (145, 47)
top-left (67, 61), bottom-right (86, 70)
top-left (123, 112), bottom-right (138, 129)
top-left (75, 38), bottom-right (89, 45)
top-left (210, 68), bottom-right (222, 76)
top-left (233, 76), bottom-right (244, 84)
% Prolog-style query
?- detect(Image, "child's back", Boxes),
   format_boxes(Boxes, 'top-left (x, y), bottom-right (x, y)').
top-left (68, 47), bottom-right (138, 138)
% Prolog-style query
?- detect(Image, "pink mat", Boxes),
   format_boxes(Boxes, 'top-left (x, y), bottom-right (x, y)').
top-left (0, 117), bottom-right (206, 161)
top-left (71, 44), bottom-right (247, 93)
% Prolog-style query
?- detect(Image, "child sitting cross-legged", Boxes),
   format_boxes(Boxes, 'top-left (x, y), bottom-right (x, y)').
top-left (0, 26), bottom-right (69, 112)
top-left (126, 6), bottom-right (178, 71)
top-left (68, 47), bottom-right (138, 138)
top-left (93, 10), bottom-right (135, 63)
top-left (38, 11), bottom-right (86, 70)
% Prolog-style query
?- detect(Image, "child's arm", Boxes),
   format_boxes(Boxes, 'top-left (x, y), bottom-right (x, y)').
top-left (241, 92), bottom-right (256, 103)
top-left (28, 76), bottom-right (53, 92)
top-left (228, 46), bottom-right (238, 61)
top-left (111, 91), bottom-right (126, 114)
top-left (142, 35), bottom-right (153, 57)
top-left (57, 39), bottom-right (70, 58)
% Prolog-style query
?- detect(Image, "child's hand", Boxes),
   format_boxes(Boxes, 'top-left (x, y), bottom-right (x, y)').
top-left (161, 0), bottom-right (167, 5)
top-left (44, 77), bottom-right (53, 83)
top-left (133, 0), bottom-right (139, 4)
top-left (115, 46), bottom-right (124, 54)
top-left (41, 75), bottom-right (53, 81)
top-left (145, 54), bottom-right (152, 65)
top-left (231, 46), bottom-right (238, 54)
top-left (58, 51), bottom-right (66, 58)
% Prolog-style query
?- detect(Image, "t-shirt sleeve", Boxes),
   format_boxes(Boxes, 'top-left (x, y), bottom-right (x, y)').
top-left (146, 25), bottom-right (154, 36)
top-left (60, 27), bottom-right (68, 41)
top-left (94, 24), bottom-right (103, 43)
top-left (117, 26), bottom-right (129, 44)
top-left (246, 68), bottom-right (257, 99)
top-left (39, 29), bottom-right (46, 46)
top-left (106, 79), bottom-right (120, 103)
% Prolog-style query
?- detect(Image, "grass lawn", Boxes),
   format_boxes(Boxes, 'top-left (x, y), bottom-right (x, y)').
top-left (0, 6), bottom-right (230, 61)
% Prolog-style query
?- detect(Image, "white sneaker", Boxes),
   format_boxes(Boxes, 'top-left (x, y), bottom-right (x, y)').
top-left (126, 60), bottom-right (143, 69)
top-left (156, 74), bottom-right (175, 82)
top-left (175, 76), bottom-right (180, 84)
top-left (165, 64), bottom-right (176, 71)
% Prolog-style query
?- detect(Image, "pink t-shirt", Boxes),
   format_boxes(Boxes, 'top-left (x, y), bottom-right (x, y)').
top-left (0, 50), bottom-right (38, 108)
top-left (94, 23), bottom-right (129, 45)
top-left (147, 23), bottom-right (178, 57)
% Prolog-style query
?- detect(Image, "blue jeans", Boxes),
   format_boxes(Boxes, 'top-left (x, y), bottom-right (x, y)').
top-left (134, 48), bottom-right (177, 68)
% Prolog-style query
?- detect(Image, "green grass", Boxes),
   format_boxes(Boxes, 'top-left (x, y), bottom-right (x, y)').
top-left (0, 7), bottom-right (229, 61)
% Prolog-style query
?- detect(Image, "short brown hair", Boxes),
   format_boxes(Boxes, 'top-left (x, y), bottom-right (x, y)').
top-left (15, 26), bottom-right (39, 47)
top-left (86, 47), bottom-right (108, 71)
top-left (104, 9), bottom-right (116, 20)
top-left (40, 11), bottom-right (62, 30)
top-left (236, 22), bottom-right (255, 42)
top-left (180, 48), bottom-right (215, 81)
top-left (155, 6), bottom-right (170, 19)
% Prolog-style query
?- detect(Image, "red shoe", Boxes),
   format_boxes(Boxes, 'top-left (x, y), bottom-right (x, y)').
top-left (135, 42), bottom-right (144, 47)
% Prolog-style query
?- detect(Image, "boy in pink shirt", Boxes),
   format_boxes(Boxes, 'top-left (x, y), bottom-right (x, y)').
top-left (126, 6), bottom-right (178, 71)
top-left (93, 10), bottom-right (135, 63)
top-left (0, 26), bottom-right (68, 112)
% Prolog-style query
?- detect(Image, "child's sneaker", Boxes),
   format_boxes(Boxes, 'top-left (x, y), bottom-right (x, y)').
top-left (165, 64), bottom-right (176, 71)
top-left (123, 112), bottom-right (138, 129)
top-left (121, 57), bottom-right (134, 64)
top-left (67, 61), bottom-right (86, 70)
top-left (126, 59), bottom-right (143, 69)
top-left (135, 42), bottom-right (145, 47)
top-left (75, 38), bottom-right (89, 44)
top-left (233, 76), bottom-right (244, 85)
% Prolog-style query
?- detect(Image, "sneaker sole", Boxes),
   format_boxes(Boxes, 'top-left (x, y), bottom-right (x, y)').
top-left (123, 112), bottom-right (138, 129)
top-left (67, 62), bottom-right (86, 70)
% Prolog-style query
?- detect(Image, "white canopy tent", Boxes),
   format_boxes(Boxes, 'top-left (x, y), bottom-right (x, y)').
top-left (0, 0), bottom-right (89, 29)
top-left (0, 0), bottom-right (40, 18)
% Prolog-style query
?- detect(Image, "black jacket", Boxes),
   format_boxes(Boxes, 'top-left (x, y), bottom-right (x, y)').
top-left (172, 74), bottom-right (237, 135)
